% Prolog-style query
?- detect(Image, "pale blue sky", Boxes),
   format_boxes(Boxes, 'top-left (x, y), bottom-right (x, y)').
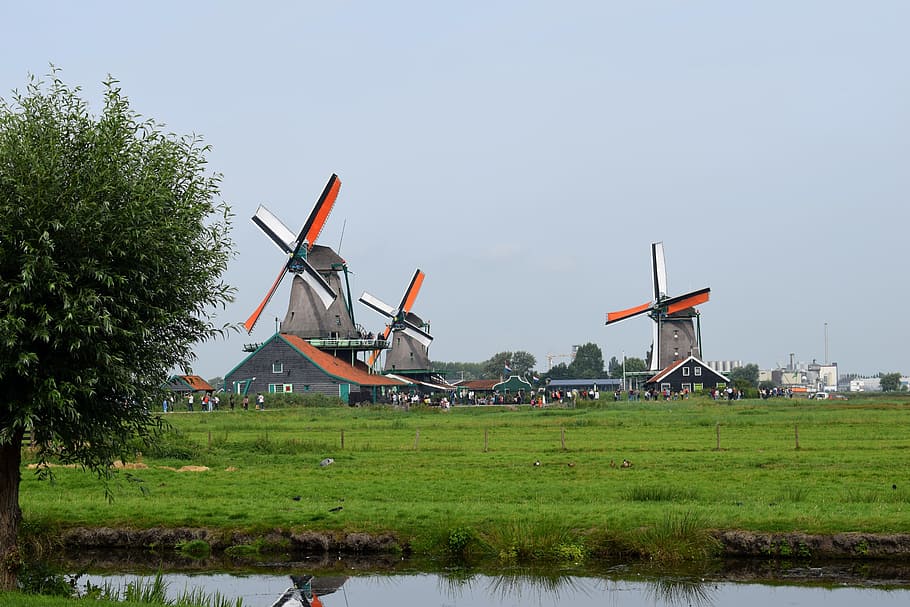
top-left (3, 2), bottom-right (907, 379)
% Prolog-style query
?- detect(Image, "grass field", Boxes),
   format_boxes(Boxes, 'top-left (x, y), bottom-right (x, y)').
top-left (18, 394), bottom-right (910, 562)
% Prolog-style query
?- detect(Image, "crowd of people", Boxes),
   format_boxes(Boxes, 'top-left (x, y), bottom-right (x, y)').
top-left (161, 391), bottom-right (266, 412)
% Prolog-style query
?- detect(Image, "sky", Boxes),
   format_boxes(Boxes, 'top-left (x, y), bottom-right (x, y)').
top-left (2, 2), bottom-right (907, 381)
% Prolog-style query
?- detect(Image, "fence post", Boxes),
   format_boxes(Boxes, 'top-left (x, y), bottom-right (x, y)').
top-left (794, 423), bottom-right (800, 451)
top-left (341, 429), bottom-right (345, 450)
top-left (715, 422), bottom-right (721, 450)
top-left (561, 427), bottom-right (566, 451)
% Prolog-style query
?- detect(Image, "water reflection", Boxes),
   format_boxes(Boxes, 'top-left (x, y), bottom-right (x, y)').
top-left (79, 568), bottom-right (910, 607)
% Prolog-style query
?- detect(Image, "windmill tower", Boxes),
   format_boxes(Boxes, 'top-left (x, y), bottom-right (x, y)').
top-left (605, 242), bottom-right (710, 372)
top-left (359, 269), bottom-right (433, 373)
top-left (244, 174), bottom-right (357, 340)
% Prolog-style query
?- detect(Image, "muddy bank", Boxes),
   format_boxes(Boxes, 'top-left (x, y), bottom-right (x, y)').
top-left (56, 527), bottom-right (910, 561)
top-left (715, 530), bottom-right (910, 559)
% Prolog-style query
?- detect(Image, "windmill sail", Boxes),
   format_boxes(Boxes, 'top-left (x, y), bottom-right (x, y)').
top-left (244, 174), bottom-right (341, 334)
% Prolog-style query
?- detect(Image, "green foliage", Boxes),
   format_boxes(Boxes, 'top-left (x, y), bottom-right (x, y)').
top-left (482, 351), bottom-right (536, 379)
top-left (728, 364), bottom-right (760, 388)
top-left (431, 361), bottom-right (484, 382)
top-left (15, 562), bottom-right (75, 597)
top-left (622, 356), bottom-right (648, 374)
top-left (176, 539), bottom-right (211, 559)
top-left (567, 343), bottom-right (604, 378)
top-left (0, 69), bottom-right (234, 472)
top-left (880, 372), bottom-right (902, 392)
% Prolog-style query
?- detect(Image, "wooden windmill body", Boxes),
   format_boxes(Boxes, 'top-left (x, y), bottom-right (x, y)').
top-left (605, 242), bottom-right (710, 372)
top-left (359, 269), bottom-right (433, 373)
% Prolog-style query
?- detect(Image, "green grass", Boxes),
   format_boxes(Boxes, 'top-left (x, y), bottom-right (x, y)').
top-left (18, 395), bottom-right (910, 564)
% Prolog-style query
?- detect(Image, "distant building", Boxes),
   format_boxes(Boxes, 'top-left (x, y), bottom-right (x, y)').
top-left (850, 377), bottom-right (881, 392)
top-left (224, 333), bottom-right (405, 404)
top-left (646, 356), bottom-right (730, 394)
top-left (546, 378), bottom-right (622, 394)
top-left (706, 360), bottom-right (743, 374)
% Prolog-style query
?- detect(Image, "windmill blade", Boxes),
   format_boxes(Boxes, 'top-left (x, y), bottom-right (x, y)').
top-left (296, 173), bottom-right (341, 254)
top-left (652, 242), bottom-right (668, 302)
top-left (605, 301), bottom-right (654, 325)
top-left (649, 319), bottom-right (661, 371)
top-left (399, 319), bottom-right (433, 348)
top-left (359, 291), bottom-right (396, 319)
top-left (398, 269), bottom-right (425, 314)
top-left (296, 258), bottom-right (338, 309)
top-left (661, 287), bottom-right (710, 316)
top-left (244, 263), bottom-right (290, 333)
top-left (367, 325), bottom-right (393, 368)
top-left (251, 205), bottom-right (296, 254)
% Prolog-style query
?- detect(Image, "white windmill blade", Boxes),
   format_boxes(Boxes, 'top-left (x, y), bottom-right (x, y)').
top-left (252, 205), bottom-right (297, 254)
top-left (648, 319), bottom-right (661, 371)
top-left (400, 321), bottom-right (433, 348)
top-left (297, 260), bottom-right (337, 309)
top-left (358, 291), bottom-right (397, 318)
top-left (651, 241), bottom-right (668, 302)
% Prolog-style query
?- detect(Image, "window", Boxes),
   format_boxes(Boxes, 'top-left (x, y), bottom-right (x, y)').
top-left (694, 383), bottom-right (703, 392)
top-left (716, 382), bottom-right (726, 389)
top-left (660, 383), bottom-right (671, 392)
top-left (694, 366), bottom-right (702, 376)
top-left (269, 383), bottom-right (293, 393)
top-left (682, 383), bottom-right (691, 392)
top-left (282, 383), bottom-right (293, 393)
top-left (682, 367), bottom-right (690, 377)
top-left (272, 361), bottom-right (283, 373)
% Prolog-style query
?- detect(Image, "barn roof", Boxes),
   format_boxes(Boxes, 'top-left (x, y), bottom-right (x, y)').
top-left (455, 379), bottom-right (499, 391)
top-left (165, 375), bottom-right (214, 392)
top-left (280, 334), bottom-right (405, 387)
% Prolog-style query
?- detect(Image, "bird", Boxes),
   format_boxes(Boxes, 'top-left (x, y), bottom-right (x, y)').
top-left (621, 459), bottom-right (632, 468)
top-left (329, 505), bottom-right (343, 513)
top-left (533, 460), bottom-right (541, 467)
top-left (567, 462), bottom-right (575, 467)
top-left (319, 457), bottom-right (334, 467)
top-left (609, 460), bottom-right (616, 468)
top-left (292, 495), bottom-right (301, 501)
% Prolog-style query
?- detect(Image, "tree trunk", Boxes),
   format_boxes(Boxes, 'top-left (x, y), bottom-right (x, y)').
top-left (0, 427), bottom-right (23, 591)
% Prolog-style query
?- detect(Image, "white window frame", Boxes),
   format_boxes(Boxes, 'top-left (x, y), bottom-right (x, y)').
top-left (694, 366), bottom-right (702, 376)
top-left (272, 361), bottom-right (283, 374)
top-left (682, 367), bottom-right (690, 377)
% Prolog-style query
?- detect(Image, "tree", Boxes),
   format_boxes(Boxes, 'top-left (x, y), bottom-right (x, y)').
top-left (482, 350), bottom-right (536, 379)
top-left (728, 364), bottom-right (760, 388)
top-left (546, 362), bottom-right (571, 380)
top-left (568, 343), bottom-right (604, 378)
top-left (623, 357), bottom-right (648, 374)
top-left (880, 372), bottom-right (902, 392)
top-left (0, 73), bottom-right (234, 589)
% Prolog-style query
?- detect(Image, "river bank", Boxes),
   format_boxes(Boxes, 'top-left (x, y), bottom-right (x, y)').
top-left (51, 526), bottom-right (910, 561)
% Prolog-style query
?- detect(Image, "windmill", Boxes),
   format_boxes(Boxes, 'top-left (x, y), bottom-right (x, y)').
top-left (359, 269), bottom-right (433, 372)
top-left (605, 242), bottom-right (710, 372)
top-left (244, 174), bottom-right (357, 340)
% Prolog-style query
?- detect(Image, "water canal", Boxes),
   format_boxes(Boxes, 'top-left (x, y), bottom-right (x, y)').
top-left (75, 558), bottom-right (910, 607)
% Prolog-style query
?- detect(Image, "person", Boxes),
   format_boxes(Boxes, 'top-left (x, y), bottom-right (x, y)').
top-left (256, 392), bottom-right (265, 410)
top-left (162, 397), bottom-right (169, 413)
top-left (229, 393), bottom-right (235, 411)
top-left (187, 393), bottom-right (194, 411)
top-left (242, 394), bottom-right (249, 410)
